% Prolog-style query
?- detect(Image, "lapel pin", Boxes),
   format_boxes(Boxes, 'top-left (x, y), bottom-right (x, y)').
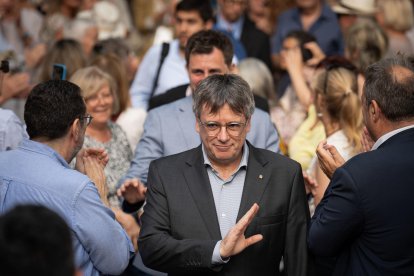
top-left (259, 174), bottom-right (263, 179)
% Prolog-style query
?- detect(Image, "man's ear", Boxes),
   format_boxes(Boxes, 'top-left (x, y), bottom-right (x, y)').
top-left (230, 63), bottom-right (238, 74)
top-left (370, 100), bottom-right (382, 123)
top-left (70, 118), bottom-right (82, 141)
top-left (195, 118), bottom-right (200, 134)
top-left (245, 118), bottom-right (251, 133)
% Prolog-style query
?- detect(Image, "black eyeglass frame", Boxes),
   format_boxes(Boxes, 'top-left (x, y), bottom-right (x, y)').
top-left (80, 114), bottom-right (93, 126)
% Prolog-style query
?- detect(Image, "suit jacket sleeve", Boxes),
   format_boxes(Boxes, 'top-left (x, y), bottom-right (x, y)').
top-left (139, 161), bottom-right (218, 273)
top-left (121, 110), bottom-right (163, 184)
top-left (284, 165), bottom-right (313, 276)
top-left (308, 167), bottom-right (364, 256)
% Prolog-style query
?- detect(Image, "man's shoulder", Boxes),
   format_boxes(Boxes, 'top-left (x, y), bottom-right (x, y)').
top-left (278, 7), bottom-right (298, 22)
top-left (251, 107), bottom-right (271, 124)
top-left (152, 146), bottom-right (199, 166)
top-left (148, 95), bottom-right (191, 116)
top-left (148, 84), bottom-right (189, 110)
top-left (249, 144), bottom-right (300, 169)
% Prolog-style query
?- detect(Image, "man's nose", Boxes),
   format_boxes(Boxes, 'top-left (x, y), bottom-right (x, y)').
top-left (217, 126), bottom-right (230, 142)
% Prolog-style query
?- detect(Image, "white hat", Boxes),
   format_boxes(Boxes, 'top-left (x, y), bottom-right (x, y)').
top-left (332, 0), bottom-right (377, 15)
top-left (93, 1), bottom-right (127, 40)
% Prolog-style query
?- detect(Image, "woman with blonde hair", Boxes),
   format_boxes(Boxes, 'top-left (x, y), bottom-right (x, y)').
top-left (36, 39), bottom-right (86, 82)
top-left (376, 0), bottom-right (414, 57)
top-left (70, 66), bottom-right (131, 208)
top-left (345, 20), bottom-right (388, 72)
top-left (70, 66), bottom-right (141, 250)
top-left (306, 58), bottom-right (363, 209)
top-left (90, 53), bottom-right (147, 151)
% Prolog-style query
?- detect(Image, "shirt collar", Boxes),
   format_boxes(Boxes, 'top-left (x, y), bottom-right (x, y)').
top-left (20, 139), bottom-right (70, 168)
top-left (291, 3), bottom-right (331, 22)
top-left (202, 141), bottom-right (249, 172)
top-left (371, 124), bottom-right (414, 150)
top-left (216, 12), bottom-right (244, 40)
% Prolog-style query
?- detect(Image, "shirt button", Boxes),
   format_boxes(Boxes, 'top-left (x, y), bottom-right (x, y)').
top-left (221, 213), bottom-right (226, 217)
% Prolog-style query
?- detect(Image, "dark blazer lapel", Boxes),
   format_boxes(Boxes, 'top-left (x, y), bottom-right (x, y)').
top-left (183, 146), bottom-right (222, 240)
top-left (237, 143), bottom-right (270, 222)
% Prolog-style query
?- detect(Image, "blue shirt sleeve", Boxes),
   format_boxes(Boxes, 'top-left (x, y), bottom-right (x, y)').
top-left (73, 182), bottom-right (134, 275)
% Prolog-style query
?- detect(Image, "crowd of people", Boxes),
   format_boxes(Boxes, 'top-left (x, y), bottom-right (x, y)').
top-left (1, 0), bottom-right (414, 275)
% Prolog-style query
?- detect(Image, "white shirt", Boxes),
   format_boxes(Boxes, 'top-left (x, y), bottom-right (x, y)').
top-left (129, 39), bottom-right (189, 110)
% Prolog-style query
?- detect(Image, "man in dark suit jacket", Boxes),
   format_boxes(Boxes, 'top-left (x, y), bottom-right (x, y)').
top-left (138, 74), bottom-right (311, 275)
top-left (215, 0), bottom-right (272, 70)
top-left (308, 55), bottom-right (414, 275)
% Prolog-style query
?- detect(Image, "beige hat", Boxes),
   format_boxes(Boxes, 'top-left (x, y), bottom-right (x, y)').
top-left (93, 1), bottom-right (127, 40)
top-left (332, 0), bottom-right (376, 15)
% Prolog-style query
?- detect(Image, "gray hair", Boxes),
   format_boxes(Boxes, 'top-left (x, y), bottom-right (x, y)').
top-left (238, 58), bottom-right (277, 107)
top-left (193, 74), bottom-right (255, 120)
top-left (364, 55), bottom-right (414, 121)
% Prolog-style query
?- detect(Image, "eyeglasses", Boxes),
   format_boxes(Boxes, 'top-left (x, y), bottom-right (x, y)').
top-left (198, 120), bottom-right (247, 137)
top-left (80, 114), bottom-right (93, 126)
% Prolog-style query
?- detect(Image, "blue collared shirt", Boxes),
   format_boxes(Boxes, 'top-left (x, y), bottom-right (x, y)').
top-left (272, 4), bottom-right (344, 56)
top-left (216, 13), bottom-right (244, 41)
top-left (0, 108), bottom-right (28, 152)
top-left (202, 142), bottom-right (249, 264)
top-left (0, 139), bottom-right (134, 276)
top-left (129, 39), bottom-right (189, 110)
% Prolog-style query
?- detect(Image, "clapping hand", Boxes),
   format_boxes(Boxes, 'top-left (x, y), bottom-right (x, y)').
top-left (316, 140), bottom-right (345, 180)
top-left (117, 178), bottom-right (147, 204)
top-left (75, 148), bottom-right (109, 174)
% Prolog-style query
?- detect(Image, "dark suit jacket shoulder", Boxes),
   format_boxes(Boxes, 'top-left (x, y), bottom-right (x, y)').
top-left (139, 142), bottom-right (311, 275)
top-left (309, 128), bottom-right (414, 276)
top-left (241, 16), bottom-right (273, 70)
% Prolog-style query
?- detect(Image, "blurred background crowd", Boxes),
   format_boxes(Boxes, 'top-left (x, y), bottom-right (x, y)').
top-left (1, 0), bottom-right (414, 274)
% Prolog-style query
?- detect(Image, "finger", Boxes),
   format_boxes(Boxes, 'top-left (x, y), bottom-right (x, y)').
top-left (238, 203), bottom-right (259, 230)
top-left (325, 145), bottom-right (345, 165)
top-left (245, 234), bottom-right (263, 247)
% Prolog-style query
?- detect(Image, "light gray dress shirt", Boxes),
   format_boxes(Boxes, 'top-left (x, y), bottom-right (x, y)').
top-left (202, 142), bottom-right (249, 264)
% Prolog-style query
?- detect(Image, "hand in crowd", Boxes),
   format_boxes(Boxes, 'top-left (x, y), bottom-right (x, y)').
top-left (84, 155), bottom-right (108, 205)
top-left (303, 171), bottom-right (317, 197)
top-left (281, 45), bottom-right (303, 76)
top-left (117, 178), bottom-right (147, 204)
top-left (0, 72), bottom-right (31, 104)
top-left (75, 148), bottom-right (109, 173)
top-left (76, 148), bottom-right (109, 205)
top-left (361, 127), bottom-right (375, 152)
top-left (304, 42), bottom-right (325, 67)
top-left (316, 140), bottom-right (346, 180)
top-left (220, 203), bottom-right (263, 259)
top-left (113, 209), bottom-right (140, 251)
top-left (24, 43), bottom-right (47, 69)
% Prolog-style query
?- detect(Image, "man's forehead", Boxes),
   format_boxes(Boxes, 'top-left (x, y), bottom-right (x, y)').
top-left (200, 103), bottom-right (244, 118)
top-left (188, 48), bottom-right (228, 67)
top-left (175, 10), bottom-right (203, 20)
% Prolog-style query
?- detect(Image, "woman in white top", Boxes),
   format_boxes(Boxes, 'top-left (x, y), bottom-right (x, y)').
top-left (306, 59), bottom-right (363, 210)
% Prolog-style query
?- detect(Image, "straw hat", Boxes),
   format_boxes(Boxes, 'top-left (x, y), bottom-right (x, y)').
top-left (332, 0), bottom-right (377, 15)
top-left (93, 1), bottom-right (127, 40)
